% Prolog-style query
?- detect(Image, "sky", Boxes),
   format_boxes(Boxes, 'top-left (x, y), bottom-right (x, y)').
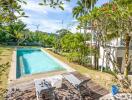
top-left (21, 0), bottom-right (109, 33)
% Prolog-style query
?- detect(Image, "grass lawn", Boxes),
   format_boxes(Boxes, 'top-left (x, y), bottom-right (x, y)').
top-left (0, 46), bottom-right (14, 99)
top-left (44, 48), bottom-right (116, 91)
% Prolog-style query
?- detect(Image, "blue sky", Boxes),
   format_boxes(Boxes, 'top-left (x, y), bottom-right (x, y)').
top-left (21, 0), bottom-right (109, 33)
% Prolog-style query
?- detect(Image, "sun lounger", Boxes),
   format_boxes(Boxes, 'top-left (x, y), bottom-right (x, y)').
top-left (63, 74), bottom-right (91, 98)
top-left (34, 75), bottom-right (63, 100)
top-left (63, 74), bottom-right (81, 87)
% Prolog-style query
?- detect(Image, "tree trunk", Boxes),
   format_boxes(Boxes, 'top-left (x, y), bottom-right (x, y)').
top-left (97, 41), bottom-right (99, 69)
top-left (124, 33), bottom-right (131, 79)
top-left (101, 49), bottom-right (105, 72)
top-left (94, 53), bottom-right (97, 69)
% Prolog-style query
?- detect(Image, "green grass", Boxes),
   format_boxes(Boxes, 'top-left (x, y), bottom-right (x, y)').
top-left (44, 48), bottom-right (116, 91)
top-left (0, 46), bottom-right (14, 99)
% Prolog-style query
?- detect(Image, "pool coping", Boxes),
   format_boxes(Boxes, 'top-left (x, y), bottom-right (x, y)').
top-left (41, 48), bottom-right (75, 72)
top-left (9, 47), bottom-right (75, 84)
top-left (8, 48), bottom-right (17, 84)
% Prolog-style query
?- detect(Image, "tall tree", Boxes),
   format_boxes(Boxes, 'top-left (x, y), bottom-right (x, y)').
top-left (72, 0), bottom-right (98, 18)
top-left (0, 0), bottom-right (27, 42)
top-left (13, 20), bottom-right (28, 45)
top-left (56, 29), bottom-right (72, 38)
top-left (73, 0), bottom-right (98, 68)
top-left (79, 0), bottom-right (132, 89)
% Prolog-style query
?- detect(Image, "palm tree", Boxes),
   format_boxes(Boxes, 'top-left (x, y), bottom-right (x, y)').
top-left (72, 0), bottom-right (85, 19)
top-left (72, 0), bottom-right (98, 33)
top-left (72, 0), bottom-right (98, 19)
top-left (72, 0), bottom-right (98, 68)
top-left (12, 20), bottom-right (28, 45)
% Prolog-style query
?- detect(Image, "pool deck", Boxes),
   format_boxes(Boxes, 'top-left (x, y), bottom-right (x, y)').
top-left (7, 72), bottom-right (109, 100)
top-left (8, 49), bottom-right (17, 84)
top-left (10, 70), bottom-right (66, 85)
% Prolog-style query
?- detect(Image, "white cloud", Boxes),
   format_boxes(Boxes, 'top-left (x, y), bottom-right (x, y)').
top-left (22, 16), bottom-right (78, 33)
top-left (21, 17), bottom-right (32, 25)
top-left (21, 0), bottom-right (72, 14)
top-left (21, 17), bottom-right (63, 32)
top-left (21, 1), bottom-right (47, 14)
top-left (39, 19), bottom-right (63, 32)
top-left (63, 3), bottom-right (72, 13)
top-left (20, 0), bottom-right (73, 33)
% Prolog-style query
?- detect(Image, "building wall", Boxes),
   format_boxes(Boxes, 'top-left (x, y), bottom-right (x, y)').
top-left (91, 37), bottom-right (132, 72)
top-left (98, 46), bottom-right (132, 72)
top-left (98, 46), bottom-right (116, 71)
top-left (116, 48), bottom-right (132, 72)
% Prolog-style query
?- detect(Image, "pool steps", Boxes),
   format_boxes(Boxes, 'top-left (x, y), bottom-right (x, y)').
top-left (19, 56), bottom-right (25, 77)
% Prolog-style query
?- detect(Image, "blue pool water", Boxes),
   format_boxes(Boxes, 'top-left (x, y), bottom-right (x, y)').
top-left (16, 48), bottom-right (65, 78)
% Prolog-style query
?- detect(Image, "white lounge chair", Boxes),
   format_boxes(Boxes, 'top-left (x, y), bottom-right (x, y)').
top-left (63, 74), bottom-right (91, 99)
top-left (34, 75), bottom-right (62, 100)
top-left (63, 74), bottom-right (82, 87)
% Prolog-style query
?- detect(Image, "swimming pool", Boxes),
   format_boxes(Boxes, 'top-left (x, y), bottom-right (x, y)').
top-left (16, 48), bottom-right (65, 78)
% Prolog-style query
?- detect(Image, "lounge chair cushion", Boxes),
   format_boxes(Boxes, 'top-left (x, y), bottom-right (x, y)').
top-left (63, 74), bottom-right (82, 87)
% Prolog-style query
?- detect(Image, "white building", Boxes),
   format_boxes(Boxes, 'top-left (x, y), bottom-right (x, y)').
top-left (90, 37), bottom-right (132, 73)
